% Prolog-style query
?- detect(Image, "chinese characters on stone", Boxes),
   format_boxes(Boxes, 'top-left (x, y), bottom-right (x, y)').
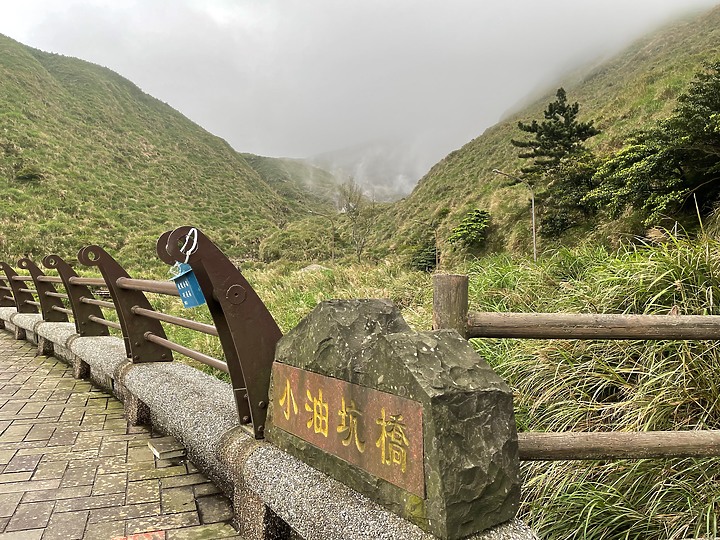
top-left (279, 377), bottom-right (411, 472)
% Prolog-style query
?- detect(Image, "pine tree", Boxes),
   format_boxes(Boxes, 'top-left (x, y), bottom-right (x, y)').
top-left (511, 88), bottom-right (600, 175)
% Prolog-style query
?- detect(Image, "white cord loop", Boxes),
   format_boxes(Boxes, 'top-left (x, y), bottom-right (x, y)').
top-left (179, 227), bottom-right (199, 264)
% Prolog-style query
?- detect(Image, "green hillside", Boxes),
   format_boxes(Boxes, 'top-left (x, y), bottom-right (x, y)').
top-left (240, 153), bottom-right (340, 207)
top-left (381, 5), bottom-right (720, 262)
top-left (0, 34), bottom-right (333, 269)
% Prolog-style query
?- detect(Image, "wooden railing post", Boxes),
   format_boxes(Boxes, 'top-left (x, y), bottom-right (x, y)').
top-left (432, 273), bottom-right (469, 338)
top-left (77, 245), bottom-right (172, 363)
top-left (18, 258), bottom-right (68, 323)
top-left (43, 255), bottom-right (111, 337)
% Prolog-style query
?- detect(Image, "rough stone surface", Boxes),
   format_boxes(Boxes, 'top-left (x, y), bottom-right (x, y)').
top-left (244, 443), bottom-right (536, 540)
top-left (69, 335), bottom-right (127, 391)
top-left (10, 313), bottom-right (44, 333)
top-left (268, 299), bottom-right (520, 539)
top-left (35, 321), bottom-right (77, 346)
top-left (122, 361), bottom-right (241, 493)
top-left (0, 306), bottom-right (17, 322)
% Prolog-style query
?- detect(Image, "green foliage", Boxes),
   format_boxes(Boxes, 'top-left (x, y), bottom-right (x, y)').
top-left (587, 61), bottom-right (720, 226)
top-left (448, 209), bottom-right (490, 248)
top-left (541, 152), bottom-right (600, 238)
top-left (511, 88), bottom-right (600, 176)
top-left (409, 238), bottom-right (438, 272)
top-left (467, 234), bottom-right (720, 539)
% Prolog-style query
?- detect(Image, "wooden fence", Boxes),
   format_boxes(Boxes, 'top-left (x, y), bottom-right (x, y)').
top-left (432, 273), bottom-right (720, 461)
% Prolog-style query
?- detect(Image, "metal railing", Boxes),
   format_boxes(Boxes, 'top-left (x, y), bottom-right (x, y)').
top-left (0, 227), bottom-right (281, 439)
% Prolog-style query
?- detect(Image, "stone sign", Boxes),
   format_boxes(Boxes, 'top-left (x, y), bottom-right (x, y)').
top-left (266, 299), bottom-right (520, 540)
top-left (272, 362), bottom-right (425, 496)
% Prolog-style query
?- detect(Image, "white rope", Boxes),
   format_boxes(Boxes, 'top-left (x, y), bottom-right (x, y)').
top-left (179, 227), bottom-right (198, 264)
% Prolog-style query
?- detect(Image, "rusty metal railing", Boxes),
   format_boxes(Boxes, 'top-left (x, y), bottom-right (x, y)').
top-left (0, 227), bottom-right (281, 439)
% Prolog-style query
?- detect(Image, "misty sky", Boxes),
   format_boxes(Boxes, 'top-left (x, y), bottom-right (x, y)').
top-left (1, 0), bottom-right (719, 191)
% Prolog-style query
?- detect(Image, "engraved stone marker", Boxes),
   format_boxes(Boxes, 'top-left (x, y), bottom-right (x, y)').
top-left (266, 299), bottom-right (520, 540)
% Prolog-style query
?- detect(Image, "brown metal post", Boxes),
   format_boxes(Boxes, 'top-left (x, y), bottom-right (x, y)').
top-left (77, 246), bottom-right (172, 363)
top-left (0, 262), bottom-right (38, 314)
top-left (158, 227), bottom-right (283, 439)
top-left (432, 274), bottom-right (469, 338)
top-left (0, 276), bottom-right (15, 307)
top-left (43, 255), bottom-right (110, 337)
top-left (18, 258), bottom-right (68, 322)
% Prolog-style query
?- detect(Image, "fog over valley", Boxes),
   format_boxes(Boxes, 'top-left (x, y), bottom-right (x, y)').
top-left (2, 0), bottom-right (718, 197)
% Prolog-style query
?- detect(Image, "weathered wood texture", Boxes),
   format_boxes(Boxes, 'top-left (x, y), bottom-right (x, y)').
top-left (467, 311), bottom-right (720, 340)
top-left (432, 274), bottom-right (469, 338)
top-left (518, 430), bottom-right (720, 460)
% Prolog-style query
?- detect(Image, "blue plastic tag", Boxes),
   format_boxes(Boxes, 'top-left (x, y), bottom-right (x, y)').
top-left (170, 263), bottom-right (206, 308)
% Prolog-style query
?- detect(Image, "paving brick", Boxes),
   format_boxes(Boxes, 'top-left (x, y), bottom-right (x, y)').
top-left (126, 480), bottom-right (161, 504)
top-left (161, 486), bottom-right (196, 514)
top-left (160, 474), bottom-right (208, 489)
top-left (54, 492), bottom-right (125, 512)
top-left (125, 512), bottom-right (200, 535)
top-left (129, 465), bottom-right (187, 483)
top-left (21, 485), bottom-right (92, 503)
top-left (4, 455), bottom-right (40, 474)
top-left (92, 473), bottom-right (128, 496)
top-left (0, 493), bottom-right (22, 518)
top-left (165, 522), bottom-right (240, 539)
top-left (83, 520), bottom-right (125, 539)
top-left (196, 495), bottom-right (233, 524)
top-left (5, 502), bottom-right (54, 531)
top-left (42, 510), bottom-right (88, 540)
top-left (30, 461), bottom-right (67, 481)
top-left (60, 465), bottom-right (98, 488)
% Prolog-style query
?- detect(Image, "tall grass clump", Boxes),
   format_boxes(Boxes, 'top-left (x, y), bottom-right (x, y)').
top-left (470, 234), bottom-right (720, 540)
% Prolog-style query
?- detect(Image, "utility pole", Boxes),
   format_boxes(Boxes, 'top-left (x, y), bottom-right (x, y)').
top-left (492, 169), bottom-right (537, 262)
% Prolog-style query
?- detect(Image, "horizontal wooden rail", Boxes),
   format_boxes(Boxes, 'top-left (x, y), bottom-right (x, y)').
top-left (144, 332), bottom-right (228, 373)
top-left (52, 306), bottom-right (74, 316)
top-left (131, 306), bottom-right (219, 337)
top-left (68, 276), bottom-right (105, 287)
top-left (18, 288), bottom-right (36, 295)
top-left (80, 297), bottom-right (115, 310)
top-left (116, 277), bottom-right (179, 297)
top-left (518, 430), bottom-right (720, 460)
top-left (2, 295), bottom-right (13, 302)
top-left (467, 312), bottom-right (720, 340)
top-left (88, 315), bottom-right (122, 331)
top-left (44, 292), bottom-right (69, 300)
top-left (11, 276), bottom-right (33, 282)
top-left (26, 301), bottom-right (41, 307)
top-left (0, 286), bottom-right (12, 292)
top-left (36, 276), bottom-right (62, 284)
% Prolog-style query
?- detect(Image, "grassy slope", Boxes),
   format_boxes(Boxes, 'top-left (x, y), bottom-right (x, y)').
top-left (240, 153), bottom-right (340, 207)
top-left (0, 35), bottom-right (334, 270)
top-left (379, 6), bottom-right (720, 260)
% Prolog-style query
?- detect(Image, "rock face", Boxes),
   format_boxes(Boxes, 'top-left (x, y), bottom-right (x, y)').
top-left (266, 299), bottom-right (520, 539)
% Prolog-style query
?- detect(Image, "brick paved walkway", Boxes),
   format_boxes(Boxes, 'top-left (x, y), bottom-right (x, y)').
top-left (0, 329), bottom-right (241, 539)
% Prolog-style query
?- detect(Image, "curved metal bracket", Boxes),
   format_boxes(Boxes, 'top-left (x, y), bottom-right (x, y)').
top-left (18, 258), bottom-right (68, 323)
top-left (43, 255), bottom-right (110, 337)
top-left (158, 227), bottom-right (283, 439)
top-left (0, 262), bottom-right (37, 314)
top-left (77, 245), bottom-right (172, 363)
